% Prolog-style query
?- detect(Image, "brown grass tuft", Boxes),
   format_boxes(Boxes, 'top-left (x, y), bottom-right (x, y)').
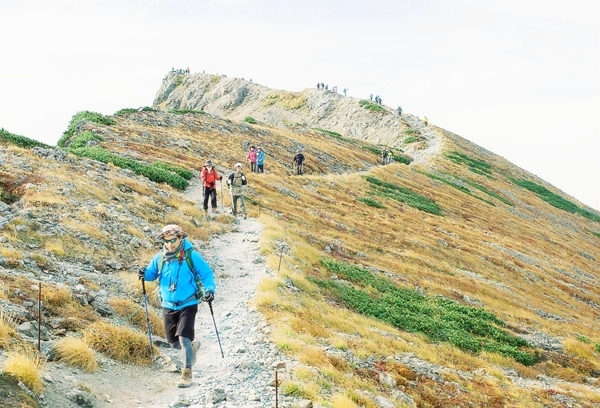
top-left (109, 297), bottom-right (165, 337)
top-left (51, 337), bottom-right (99, 372)
top-left (3, 347), bottom-right (45, 394)
top-left (83, 321), bottom-right (155, 365)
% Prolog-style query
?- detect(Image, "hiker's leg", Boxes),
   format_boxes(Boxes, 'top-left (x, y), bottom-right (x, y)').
top-left (202, 187), bottom-right (210, 210)
top-left (239, 195), bottom-right (246, 215)
top-left (232, 195), bottom-right (238, 215)
top-left (174, 305), bottom-right (198, 368)
top-left (163, 308), bottom-right (180, 347)
top-left (210, 189), bottom-right (217, 209)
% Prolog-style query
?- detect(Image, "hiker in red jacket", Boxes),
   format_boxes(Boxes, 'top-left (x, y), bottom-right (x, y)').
top-left (200, 160), bottom-right (222, 213)
top-left (246, 146), bottom-right (258, 173)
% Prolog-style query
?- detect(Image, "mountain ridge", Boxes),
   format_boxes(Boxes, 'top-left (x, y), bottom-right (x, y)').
top-left (0, 72), bottom-right (599, 407)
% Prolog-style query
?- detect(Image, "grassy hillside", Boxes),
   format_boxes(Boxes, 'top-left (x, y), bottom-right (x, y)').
top-left (1, 108), bottom-right (599, 407)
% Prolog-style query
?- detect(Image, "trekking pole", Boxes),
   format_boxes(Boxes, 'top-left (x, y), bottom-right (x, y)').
top-left (220, 180), bottom-right (223, 210)
top-left (207, 301), bottom-right (224, 358)
top-left (141, 279), bottom-right (154, 360)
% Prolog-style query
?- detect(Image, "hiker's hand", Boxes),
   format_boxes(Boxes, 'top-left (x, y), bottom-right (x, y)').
top-left (204, 290), bottom-right (214, 303)
top-left (137, 267), bottom-right (146, 281)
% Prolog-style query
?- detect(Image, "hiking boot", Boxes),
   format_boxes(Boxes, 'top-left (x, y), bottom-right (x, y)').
top-left (178, 368), bottom-right (192, 388)
top-left (191, 340), bottom-right (200, 366)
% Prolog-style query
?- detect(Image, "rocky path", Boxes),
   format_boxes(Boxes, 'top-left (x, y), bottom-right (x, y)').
top-left (400, 114), bottom-right (443, 166)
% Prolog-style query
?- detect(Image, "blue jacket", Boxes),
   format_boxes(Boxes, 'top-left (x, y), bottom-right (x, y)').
top-left (257, 151), bottom-right (265, 165)
top-left (143, 238), bottom-right (216, 310)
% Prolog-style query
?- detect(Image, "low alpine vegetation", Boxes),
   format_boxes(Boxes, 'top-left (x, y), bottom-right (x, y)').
top-left (511, 178), bottom-right (600, 222)
top-left (243, 116), bottom-right (257, 124)
top-left (356, 197), bottom-right (385, 208)
top-left (364, 176), bottom-right (441, 215)
top-left (169, 109), bottom-right (205, 115)
top-left (67, 130), bottom-right (104, 149)
top-left (359, 99), bottom-right (385, 113)
top-left (68, 146), bottom-right (190, 189)
top-left (445, 151), bottom-right (493, 176)
top-left (311, 259), bottom-right (540, 366)
top-left (0, 128), bottom-right (51, 149)
top-left (58, 110), bottom-right (116, 147)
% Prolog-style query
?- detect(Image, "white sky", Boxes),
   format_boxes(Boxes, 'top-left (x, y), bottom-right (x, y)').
top-left (1, 0), bottom-right (599, 210)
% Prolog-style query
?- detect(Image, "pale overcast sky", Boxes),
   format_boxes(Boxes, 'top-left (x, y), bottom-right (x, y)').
top-left (1, 0), bottom-right (599, 210)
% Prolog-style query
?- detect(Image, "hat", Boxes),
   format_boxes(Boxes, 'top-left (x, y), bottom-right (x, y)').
top-left (235, 162), bottom-right (242, 168)
top-left (205, 160), bottom-right (213, 166)
top-left (157, 224), bottom-right (188, 239)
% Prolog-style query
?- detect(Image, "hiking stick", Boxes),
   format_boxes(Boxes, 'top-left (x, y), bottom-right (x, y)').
top-left (220, 180), bottom-right (223, 210)
top-left (207, 301), bottom-right (224, 358)
top-left (141, 279), bottom-right (154, 360)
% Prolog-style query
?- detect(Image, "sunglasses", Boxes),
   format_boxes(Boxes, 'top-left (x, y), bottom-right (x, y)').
top-left (163, 237), bottom-right (179, 244)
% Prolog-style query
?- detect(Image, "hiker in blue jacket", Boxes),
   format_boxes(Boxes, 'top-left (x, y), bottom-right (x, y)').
top-left (138, 224), bottom-right (216, 388)
top-left (256, 147), bottom-right (265, 173)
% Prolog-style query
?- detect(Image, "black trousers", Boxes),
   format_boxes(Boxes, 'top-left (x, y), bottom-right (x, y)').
top-left (203, 186), bottom-right (217, 209)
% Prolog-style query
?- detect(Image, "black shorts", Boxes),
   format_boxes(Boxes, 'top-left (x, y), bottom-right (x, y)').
top-left (162, 304), bottom-right (198, 343)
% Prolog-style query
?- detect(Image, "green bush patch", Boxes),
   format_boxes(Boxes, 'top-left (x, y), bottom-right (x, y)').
top-left (58, 111), bottom-right (116, 147)
top-left (511, 179), bottom-right (600, 222)
top-left (69, 146), bottom-right (189, 190)
top-left (445, 151), bottom-right (492, 176)
top-left (68, 131), bottom-right (104, 150)
top-left (310, 259), bottom-right (540, 365)
top-left (359, 100), bottom-right (385, 113)
top-left (357, 197), bottom-right (385, 208)
top-left (169, 109), bottom-right (205, 115)
top-left (364, 176), bottom-right (441, 215)
top-left (404, 136), bottom-right (419, 144)
top-left (243, 116), bottom-right (258, 124)
top-left (0, 128), bottom-right (51, 149)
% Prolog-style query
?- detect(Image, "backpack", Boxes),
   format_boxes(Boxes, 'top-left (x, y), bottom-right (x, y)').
top-left (204, 168), bottom-right (216, 185)
top-left (157, 248), bottom-right (204, 301)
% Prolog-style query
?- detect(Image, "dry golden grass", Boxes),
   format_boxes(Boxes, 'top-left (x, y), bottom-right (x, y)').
top-left (3, 347), bottom-right (44, 394)
top-left (51, 337), bottom-right (99, 372)
top-left (0, 310), bottom-right (17, 348)
top-left (109, 297), bottom-right (165, 337)
top-left (117, 272), bottom-right (162, 308)
top-left (83, 321), bottom-right (154, 366)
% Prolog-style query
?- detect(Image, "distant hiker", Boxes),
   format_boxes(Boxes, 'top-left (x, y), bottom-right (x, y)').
top-left (381, 147), bottom-right (389, 165)
top-left (227, 163), bottom-right (248, 219)
top-left (370, 93), bottom-right (373, 101)
top-left (316, 83), bottom-right (321, 90)
top-left (246, 146), bottom-right (258, 173)
top-left (138, 224), bottom-right (216, 388)
top-left (424, 116), bottom-right (428, 126)
top-left (397, 106), bottom-right (403, 116)
top-left (325, 84), bottom-right (329, 90)
top-left (200, 160), bottom-right (222, 214)
top-left (343, 88), bottom-right (348, 96)
top-left (292, 150), bottom-right (305, 175)
top-left (256, 147), bottom-right (265, 173)
top-left (387, 148), bottom-right (394, 164)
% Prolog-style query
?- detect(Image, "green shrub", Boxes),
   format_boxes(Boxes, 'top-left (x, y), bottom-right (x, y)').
top-left (311, 259), bottom-right (540, 366)
top-left (511, 179), bottom-right (600, 222)
top-left (364, 176), bottom-right (441, 215)
top-left (58, 111), bottom-right (116, 147)
top-left (0, 128), bottom-right (51, 149)
top-left (404, 136), bottom-right (419, 144)
top-left (169, 109), bottom-right (205, 115)
top-left (404, 128), bottom-right (416, 135)
top-left (243, 116), bottom-right (257, 124)
top-left (68, 131), bottom-right (104, 150)
top-left (114, 108), bottom-right (139, 115)
top-left (359, 100), bottom-right (385, 113)
top-left (150, 162), bottom-right (194, 180)
top-left (356, 197), bottom-right (385, 208)
top-left (69, 146), bottom-right (189, 190)
top-left (445, 151), bottom-right (492, 176)
top-left (392, 154), bottom-right (413, 165)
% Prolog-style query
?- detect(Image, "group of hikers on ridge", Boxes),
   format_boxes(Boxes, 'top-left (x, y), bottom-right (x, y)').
top-left (245, 146), bottom-right (265, 173)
